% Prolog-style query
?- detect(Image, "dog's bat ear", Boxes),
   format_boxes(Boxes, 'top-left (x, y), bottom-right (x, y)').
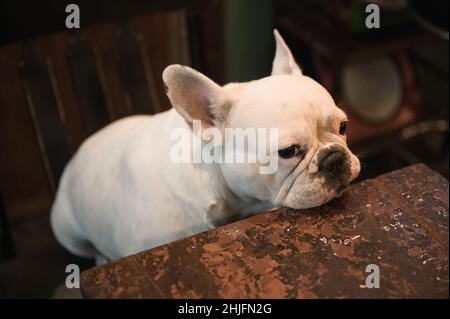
top-left (163, 65), bottom-right (230, 130)
top-left (271, 29), bottom-right (302, 76)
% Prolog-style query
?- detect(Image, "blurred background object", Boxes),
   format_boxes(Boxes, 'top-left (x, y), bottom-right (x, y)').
top-left (410, 0), bottom-right (449, 40)
top-left (0, 0), bottom-right (448, 297)
top-left (276, 0), bottom-right (448, 180)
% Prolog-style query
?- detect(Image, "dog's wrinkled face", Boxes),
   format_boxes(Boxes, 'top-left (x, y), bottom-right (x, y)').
top-left (163, 30), bottom-right (360, 209)
top-left (222, 74), bottom-right (360, 209)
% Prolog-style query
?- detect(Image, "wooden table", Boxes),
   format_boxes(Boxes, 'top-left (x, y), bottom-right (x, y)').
top-left (81, 164), bottom-right (449, 298)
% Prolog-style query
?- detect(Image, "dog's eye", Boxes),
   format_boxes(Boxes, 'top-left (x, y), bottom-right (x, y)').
top-left (278, 144), bottom-right (301, 159)
top-left (339, 121), bottom-right (348, 135)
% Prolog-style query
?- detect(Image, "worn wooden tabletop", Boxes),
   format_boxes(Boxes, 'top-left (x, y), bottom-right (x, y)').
top-left (81, 164), bottom-right (449, 298)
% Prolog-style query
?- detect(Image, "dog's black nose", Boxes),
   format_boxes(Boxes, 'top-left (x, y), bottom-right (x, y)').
top-left (319, 150), bottom-right (345, 174)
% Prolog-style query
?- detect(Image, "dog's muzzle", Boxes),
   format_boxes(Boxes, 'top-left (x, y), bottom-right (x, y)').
top-left (319, 150), bottom-right (345, 175)
top-left (318, 149), bottom-right (351, 189)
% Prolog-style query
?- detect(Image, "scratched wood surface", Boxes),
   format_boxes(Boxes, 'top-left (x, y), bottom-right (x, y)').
top-left (81, 164), bottom-right (449, 298)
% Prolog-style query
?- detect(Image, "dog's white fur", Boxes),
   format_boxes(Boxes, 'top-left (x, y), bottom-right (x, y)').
top-left (51, 30), bottom-right (360, 261)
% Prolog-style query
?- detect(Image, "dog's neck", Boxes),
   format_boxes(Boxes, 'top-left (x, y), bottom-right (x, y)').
top-left (196, 157), bottom-right (274, 227)
top-left (169, 109), bottom-right (274, 227)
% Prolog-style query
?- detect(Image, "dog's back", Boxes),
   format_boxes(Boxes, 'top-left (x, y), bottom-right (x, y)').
top-left (50, 114), bottom-right (160, 260)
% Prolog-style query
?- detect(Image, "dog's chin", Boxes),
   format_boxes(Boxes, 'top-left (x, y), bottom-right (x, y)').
top-left (281, 183), bottom-right (349, 210)
top-left (336, 183), bottom-right (350, 196)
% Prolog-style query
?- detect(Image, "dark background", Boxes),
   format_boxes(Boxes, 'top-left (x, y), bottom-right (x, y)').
top-left (0, 0), bottom-right (448, 298)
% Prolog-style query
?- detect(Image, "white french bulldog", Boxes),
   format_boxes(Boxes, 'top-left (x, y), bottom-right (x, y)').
top-left (51, 30), bottom-right (360, 262)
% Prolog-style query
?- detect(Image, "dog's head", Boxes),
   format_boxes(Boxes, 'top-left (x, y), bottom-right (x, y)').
top-left (163, 30), bottom-right (360, 209)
